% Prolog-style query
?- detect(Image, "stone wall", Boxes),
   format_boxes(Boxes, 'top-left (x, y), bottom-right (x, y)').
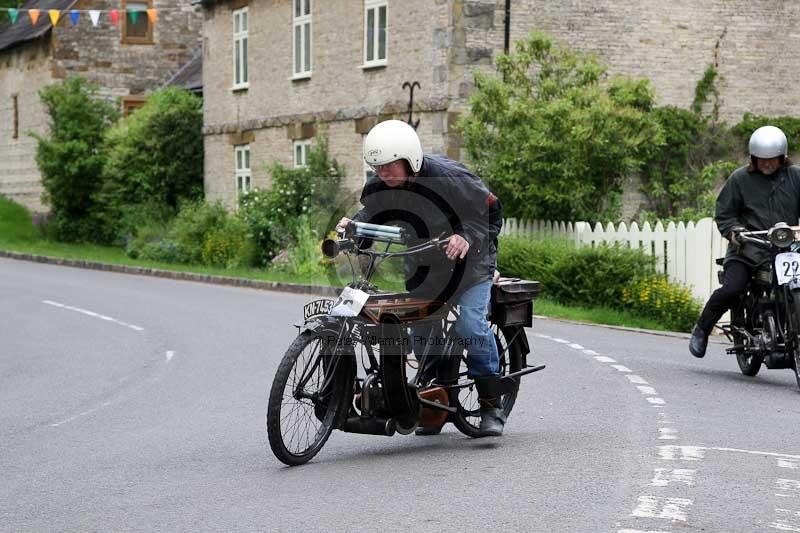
top-left (508, 0), bottom-right (800, 124)
top-left (0, 0), bottom-right (202, 213)
top-left (0, 39), bottom-right (53, 211)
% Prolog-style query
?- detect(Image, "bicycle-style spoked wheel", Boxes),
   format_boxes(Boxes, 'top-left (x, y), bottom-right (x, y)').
top-left (450, 324), bottom-right (523, 437)
top-left (267, 330), bottom-right (350, 466)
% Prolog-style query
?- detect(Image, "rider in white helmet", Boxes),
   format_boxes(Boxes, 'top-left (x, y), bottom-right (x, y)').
top-left (690, 125), bottom-right (800, 357)
top-left (337, 119), bottom-right (507, 437)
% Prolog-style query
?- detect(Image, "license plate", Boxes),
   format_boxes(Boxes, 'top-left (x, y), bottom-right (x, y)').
top-left (303, 299), bottom-right (334, 321)
top-left (329, 287), bottom-right (370, 317)
top-left (775, 252), bottom-right (800, 285)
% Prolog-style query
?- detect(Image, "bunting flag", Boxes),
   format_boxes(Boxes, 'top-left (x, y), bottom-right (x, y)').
top-left (1, 7), bottom-right (170, 28)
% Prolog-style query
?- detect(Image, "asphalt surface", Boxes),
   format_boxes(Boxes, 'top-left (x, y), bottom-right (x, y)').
top-left (2, 257), bottom-right (800, 532)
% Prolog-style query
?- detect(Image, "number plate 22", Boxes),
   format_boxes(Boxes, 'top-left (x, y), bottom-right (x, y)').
top-left (775, 252), bottom-right (800, 286)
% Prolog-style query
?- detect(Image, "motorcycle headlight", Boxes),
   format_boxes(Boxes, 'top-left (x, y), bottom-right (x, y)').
top-left (768, 223), bottom-right (795, 248)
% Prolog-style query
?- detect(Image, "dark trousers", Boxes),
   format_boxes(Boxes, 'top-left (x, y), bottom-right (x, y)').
top-left (697, 261), bottom-right (752, 334)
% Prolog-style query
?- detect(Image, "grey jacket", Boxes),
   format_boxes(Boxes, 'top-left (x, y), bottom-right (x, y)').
top-left (352, 154), bottom-right (502, 301)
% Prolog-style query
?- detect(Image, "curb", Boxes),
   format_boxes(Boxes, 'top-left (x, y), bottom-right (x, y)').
top-left (1, 249), bottom-right (706, 341)
top-left (0, 250), bottom-right (340, 297)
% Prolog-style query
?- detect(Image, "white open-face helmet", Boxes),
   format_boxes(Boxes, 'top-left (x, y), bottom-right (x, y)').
top-left (363, 119), bottom-right (423, 173)
top-left (749, 125), bottom-right (788, 159)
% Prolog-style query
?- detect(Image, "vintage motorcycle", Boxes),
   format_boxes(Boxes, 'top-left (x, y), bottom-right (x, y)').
top-left (719, 222), bottom-right (800, 388)
top-left (266, 222), bottom-right (543, 466)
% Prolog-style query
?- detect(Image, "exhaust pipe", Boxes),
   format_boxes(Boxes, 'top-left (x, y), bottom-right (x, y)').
top-left (341, 416), bottom-right (396, 436)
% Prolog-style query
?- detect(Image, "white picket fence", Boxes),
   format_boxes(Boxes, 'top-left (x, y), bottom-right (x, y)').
top-left (501, 217), bottom-right (728, 303)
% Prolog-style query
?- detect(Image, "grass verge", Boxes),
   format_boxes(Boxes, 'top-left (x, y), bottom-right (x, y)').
top-left (534, 298), bottom-right (668, 331)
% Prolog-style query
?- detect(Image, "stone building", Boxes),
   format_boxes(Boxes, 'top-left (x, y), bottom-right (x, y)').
top-left (198, 0), bottom-right (800, 211)
top-left (0, 0), bottom-right (202, 212)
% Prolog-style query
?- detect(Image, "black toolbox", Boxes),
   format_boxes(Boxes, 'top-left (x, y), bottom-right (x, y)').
top-left (490, 278), bottom-right (541, 327)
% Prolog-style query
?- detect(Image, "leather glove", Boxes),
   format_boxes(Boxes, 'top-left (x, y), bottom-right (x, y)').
top-left (728, 226), bottom-right (746, 248)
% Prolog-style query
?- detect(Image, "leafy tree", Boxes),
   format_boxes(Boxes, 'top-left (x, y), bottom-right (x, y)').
top-left (458, 31), bottom-right (663, 222)
top-left (101, 87), bottom-right (203, 231)
top-left (638, 105), bottom-right (736, 220)
top-left (31, 77), bottom-right (119, 242)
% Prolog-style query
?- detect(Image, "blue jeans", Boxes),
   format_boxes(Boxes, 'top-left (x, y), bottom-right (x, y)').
top-left (411, 280), bottom-right (500, 378)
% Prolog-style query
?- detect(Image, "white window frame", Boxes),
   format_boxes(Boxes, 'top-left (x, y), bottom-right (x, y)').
top-left (292, 0), bottom-right (312, 79)
top-left (232, 7), bottom-right (249, 90)
top-left (294, 139), bottom-right (312, 168)
top-left (362, 0), bottom-right (387, 68)
top-left (235, 145), bottom-right (252, 195)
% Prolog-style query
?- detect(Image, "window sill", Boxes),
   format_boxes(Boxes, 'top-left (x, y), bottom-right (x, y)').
top-left (361, 61), bottom-right (387, 70)
top-left (289, 72), bottom-right (312, 81)
top-left (231, 84), bottom-right (250, 92)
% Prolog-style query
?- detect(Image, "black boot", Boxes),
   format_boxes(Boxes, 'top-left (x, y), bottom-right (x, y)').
top-left (689, 324), bottom-right (709, 358)
top-left (474, 376), bottom-right (506, 437)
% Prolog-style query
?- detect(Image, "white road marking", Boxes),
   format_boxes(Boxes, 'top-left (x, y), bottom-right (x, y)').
top-left (658, 445), bottom-right (706, 461)
top-left (648, 397), bottom-right (666, 406)
top-left (658, 428), bottom-right (678, 440)
top-left (637, 385), bottom-right (657, 395)
top-left (534, 333), bottom-right (552, 339)
top-left (626, 375), bottom-right (649, 384)
top-left (780, 458), bottom-right (800, 469)
top-left (51, 400), bottom-right (113, 427)
top-left (594, 356), bottom-right (617, 363)
top-left (611, 364), bottom-right (632, 372)
top-left (777, 479), bottom-right (800, 494)
top-left (710, 448), bottom-right (800, 460)
top-left (551, 338), bottom-right (570, 344)
top-left (568, 343), bottom-right (585, 350)
top-left (618, 530), bottom-right (670, 533)
top-left (166, 351), bottom-right (175, 363)
top-left (771, 509), bottom-right (800, 531)
top-left (583, 349), bottom-right (600, 356)
top-left (43, 300), bottom-right (144, 332)
top-left (650, 468), bottom-right (695, 487)
top-left (631, 495), bottom-right (692, 521)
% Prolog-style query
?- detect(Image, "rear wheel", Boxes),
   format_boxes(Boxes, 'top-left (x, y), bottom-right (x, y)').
top-left (450, 324), bottom-right (524, 438)
top-left (266, 329), bottom-right (350, 466)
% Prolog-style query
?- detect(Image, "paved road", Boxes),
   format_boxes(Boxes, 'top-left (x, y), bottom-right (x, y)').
top-left (2, 257), bottom-right (800, 532)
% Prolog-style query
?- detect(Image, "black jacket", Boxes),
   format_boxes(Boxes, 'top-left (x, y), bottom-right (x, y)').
top-left (352, 154), bottom-right (502, 301)
top-left (716, 164), bottom-right (800, 267)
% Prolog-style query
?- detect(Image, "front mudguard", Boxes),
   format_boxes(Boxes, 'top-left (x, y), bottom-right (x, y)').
top-left (295, 315), bottom-right (357, 429)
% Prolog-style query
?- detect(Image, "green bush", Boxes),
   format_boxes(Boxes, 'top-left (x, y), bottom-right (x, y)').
top-left (622, 275), bottom-right (701, 332)
top-left (271, 216), bottom-right (332, 279)
top-left (497, 236), bottom-right (700, 331)
top-left (458, 31), bottom-right (663, 222)
top-left (31, 77), bottom-right (119, 243)
top-left (102, 87), bottom-right (203, 237)
top-left (239, 135), bottom-right (346, 266)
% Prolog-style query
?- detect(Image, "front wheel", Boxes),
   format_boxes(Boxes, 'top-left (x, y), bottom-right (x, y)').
top-left (266, 329), bottom-right (351, 466)
top-left (735, 307), bottom-right (765, 377)
top-left (450, 324), bottom-right (524, 438)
